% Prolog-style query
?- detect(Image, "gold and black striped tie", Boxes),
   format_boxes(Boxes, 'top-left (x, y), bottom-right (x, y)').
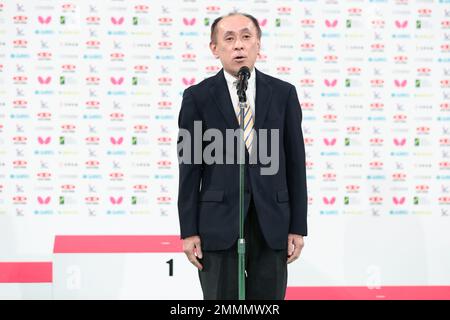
top-left (235, 101), bottom-right (254, 153)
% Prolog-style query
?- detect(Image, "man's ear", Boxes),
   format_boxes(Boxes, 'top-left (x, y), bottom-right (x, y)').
top-left (209, 41), bottom-right (219, 59)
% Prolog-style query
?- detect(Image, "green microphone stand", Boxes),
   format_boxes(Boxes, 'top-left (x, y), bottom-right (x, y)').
top-left (236, 72), bottom-right (249, 300)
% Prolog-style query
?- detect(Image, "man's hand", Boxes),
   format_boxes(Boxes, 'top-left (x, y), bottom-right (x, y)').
top-left (287, 234), bottom-right (304, 264)
top-left (182, 235), bottom-right (203, 270)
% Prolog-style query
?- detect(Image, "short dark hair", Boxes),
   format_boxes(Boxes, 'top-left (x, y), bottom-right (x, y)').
top-left (210, 12), bottom-right (262, 44)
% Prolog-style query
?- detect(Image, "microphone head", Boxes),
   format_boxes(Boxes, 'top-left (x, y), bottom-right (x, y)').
top-left (237, 66), bottom-right (251, 79)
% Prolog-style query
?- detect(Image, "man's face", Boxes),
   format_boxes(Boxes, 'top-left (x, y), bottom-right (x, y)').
top-left (209, 15), bottom-right (261, 77)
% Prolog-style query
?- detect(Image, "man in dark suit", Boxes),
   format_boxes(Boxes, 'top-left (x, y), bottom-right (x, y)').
top-left (177, 12), bottom-right (308, 300)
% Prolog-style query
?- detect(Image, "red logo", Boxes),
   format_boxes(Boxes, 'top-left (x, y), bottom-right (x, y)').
top-left (393, 138), bottom-right (406, 146)
top-left (111, 17), bottom-right (124, 25)
top-left (395, 20), bottom-right (408, 28)
top-left (38, 16), bottom-right (52, 24)
top-left (325, 19), bottom-right (338, 28)
top-left (206, 6), bottom-right (220, 13)
top-left (392, 197), bottom-right (406, 205)
top-left (346, 126), bottom-right (360, 133)
top-left (38, 76), bottom-right (51, 84)
top-left (38, 136), bottom-right (51, 145)
top-left (182, 78), bottom-right (195, 86)
top-left (322, 197), bottom-right (336, 205)
top-left (182, 17), bottom-right (196, 26)
top-left (110, 77), bottom-right (124, 85)
top-left (110, 196), bottom-right (123, 204)
top-left (86, 16), bottom-right (101, 23)
top-left (37, 196), bottom-right (51, 204)
top-left (110, 113), bottom-right (124, 120)
top-left (134, 124), bottom-right (148, 131)
top-left (348, 8), bottom-right (362, 14)
top-left (85, 160), bottom-right (100, 167)
top-left (134, 65), bottom-right (148, 72)
top-left (278, 7), bottom-right (292, 14)
top-left (323, 138), bottom-right (337, 146)
top-left (394, 79), bottom-right (407, 87)
top-left (324, 79), bottom-right (337, 87)
top-left (158, 17), bottom-right (172, 25)
top-left (110, 137), bottom-right (124, 145)
top-left (13, 15), bottom-right (28, 23)
top-left (415, 185), bottom-right (429, 192)
top-left (346, 185), bottom-right (360, 192)
top-left (134, 5), bottom-right (149, 13)
top-left (61, 184), bottom-right (76, 191)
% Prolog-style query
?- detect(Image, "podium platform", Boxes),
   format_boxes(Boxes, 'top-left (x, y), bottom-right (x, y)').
top-left (0, 262), bottom-right (53, 300)
top-left (52, 235), bottom-right (202, 299)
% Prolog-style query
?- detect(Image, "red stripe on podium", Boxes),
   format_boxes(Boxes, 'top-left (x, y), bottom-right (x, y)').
top-left (286, 286), bottom-right (450, 300)
top-left (53, 235), bottom-right (183, 253)
top-left (0, 262), bottom-right (52, 283)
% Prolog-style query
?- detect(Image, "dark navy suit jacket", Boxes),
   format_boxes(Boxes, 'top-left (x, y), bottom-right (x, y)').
top-left (177, 68), bottom-right (307, 251)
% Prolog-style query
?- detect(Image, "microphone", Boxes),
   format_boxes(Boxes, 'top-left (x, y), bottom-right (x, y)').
top-left (236, 66), bottom-right (251, 102)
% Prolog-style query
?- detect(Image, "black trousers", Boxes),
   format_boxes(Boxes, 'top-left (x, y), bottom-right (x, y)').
top-left (198, 197), bottom-right (288, 300)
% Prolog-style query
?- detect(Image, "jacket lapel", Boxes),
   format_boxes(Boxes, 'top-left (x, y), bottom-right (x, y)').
top-left (208, 68), bottom-right (273, 130)
top-left (209, 69), bottom-right (240, 130)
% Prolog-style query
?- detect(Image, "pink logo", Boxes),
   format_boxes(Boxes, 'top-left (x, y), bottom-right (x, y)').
top-left (110, 77), bottom-right (124, 85)
top-left (110, 137), bottom-right (124, 145)
top-left (110, 196), bottom-right (123, 204)
top-left (393, 138), bottom-right (406, 146)
top-left (182, 77), bottom-right (195, 86)
top-left (37, 196), bottom-right (51, 204)
top-left (258, 18), bottom-right (268, 27)
top-left (38, 76), bottom-right (51, 84)
top-left (182, 17), bottom-right (196, 26)
top-left (394, 80), bottom-right (407, 87)
top-left (111, 17), bottom-right (125, 25)
top-left (324, 138), bottom-right (337, 146)
top-left (393, 196), bottom-right (406, 205)
top-left (38, 136), bottom-right (51, 144)
top-left (324, 79), bottom-right (337, 87)
top-left (325, 19), bottom-right (338, 28)
top-left (38, 16), bottom-right (52, 24)
top-left (395, 20), bottom-right (408, 28)
top-left (323, 197), bottom-right (336, 205)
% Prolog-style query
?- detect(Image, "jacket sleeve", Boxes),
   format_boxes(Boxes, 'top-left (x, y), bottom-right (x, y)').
top-left (177, 88), bottom-right (203, 239)
top-left (284, 85), bottom-right (308, 236)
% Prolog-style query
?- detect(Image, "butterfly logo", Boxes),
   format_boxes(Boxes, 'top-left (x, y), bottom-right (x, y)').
top-left (324, 79), bottom-right (337, 87)
top-left (258, 18), bottom-right (268, 27)
top-left (393, 197), bottom-right (406, 205)
top-left (111, 17), bottom-right (125, 25)
top-left (394, 80), bottom-right (407, 87)
top-left (323, 197), bottom-right (336, 205)
top-left (182, 17), bottom-right (196, 26)
top-left (182, 77), bottom-right (195, 86)
top-left (393, 138), bottom-right (406, 146)
top-left (38, 76), bottom-right (51, 84)
top-left (325, 19), bottom-right (338, 28)
top-left (37, 196), bottom-right (51, 204)
top-left (110, 77), bottom-right (124, 85)
top-left (38, 136), bottom-right (51, 144)
top-left (395, 20), bottom-right (408, 28)
top-left (324, 138), bottom-right (337, 146)
top-left (110, 196), bottom-right (123, 204)
top-left (110, 137), bottom-right (124, 145)
top-left (38, 16), bottom-right (52, 24)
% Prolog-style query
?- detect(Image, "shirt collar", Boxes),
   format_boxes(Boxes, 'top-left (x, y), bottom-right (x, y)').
top-left (224, 67), bottom-right (256, 89)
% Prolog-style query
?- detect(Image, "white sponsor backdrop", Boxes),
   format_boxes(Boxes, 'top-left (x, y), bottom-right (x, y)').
top-left (1, 0), bottom-right (450, 297)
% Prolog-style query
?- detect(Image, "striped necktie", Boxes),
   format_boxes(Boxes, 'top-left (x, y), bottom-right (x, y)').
top-left (234, 97), bottom-right (255, 153)
top-left (233, 80), bottom-right (255, 153)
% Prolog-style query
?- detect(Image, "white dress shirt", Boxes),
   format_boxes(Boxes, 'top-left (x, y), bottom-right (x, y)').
top-left (223, 68), bottom-right (256, 119)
